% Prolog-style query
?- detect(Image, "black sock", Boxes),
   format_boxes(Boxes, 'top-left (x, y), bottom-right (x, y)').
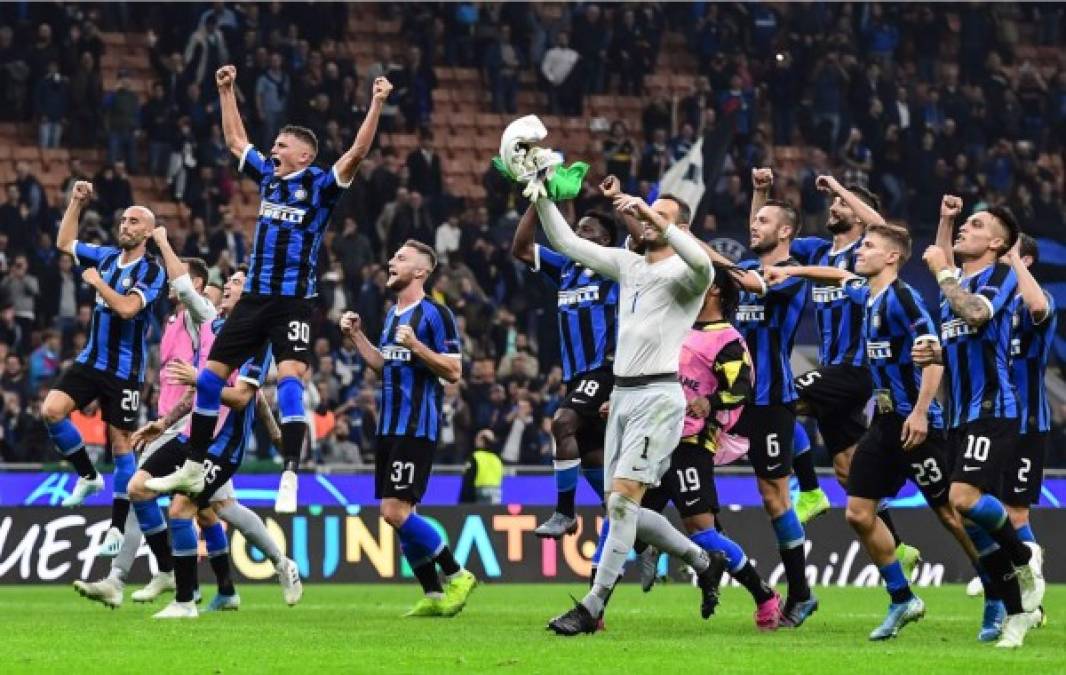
top-left (187, 412), bottom-right (216, 462)
top-left (733, 561), bottom-right (773, 604)
top-left (145, 530), bottom-right (173, 573)
top-left (175, 555), bottom-right (197, 602)
top-left (633, 539), bottom-right (648, 554)
top-left (888, 584), bottom-right (915, 604)
top-left (558, 489), bottom-right (576, 518)
top-left (413, 561), bottom-right (444, 594)
top-left (780, 545), bottom-right (811, 602)
top-left (209, 553), bottom-right (236, 596)
top-left (111, 498), bottom-right (130, 533)
top-left (989, 519), bottom-right (1031, 567)
top-left (67, 448), bottom-right (98, 479)
top-left (793, 451), bottom-right (819, 492)
top-left (877, 508), bottom-right (902, 548)
top-left (433, 546), bottom-right (461, 577)
top-left (281, 421), bottom-right (306, 470)
top-left (589, 566), bottom-right (597, 589)
top-left (982, 548), bottom-right (1023, 614)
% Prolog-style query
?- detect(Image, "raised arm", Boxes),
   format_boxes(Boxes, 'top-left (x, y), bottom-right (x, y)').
top-left (818, 174), bottom-right (885, 226)
top-left (340, 311), bottom-right (385, 374)
top-left (510, 204), bottom-right (537, 266)
top-left (215, 65), bottom-right (250, 157)
top-left (334, 77), bottom-right (392, 186)
top-left (750, 167), bottom-right (772, 226)
top-left (922, 245), bottom-right (991, 328)
top-left (1007, 242), bottom-right (1050, 324)
top-left (934, 195), bottom-right (962, 271)
top-left (152, 227), bottom-right (217, 324)
top-left (56, 181), bottom-right (93, 255)
top-left (534, 197), bottom-right (628, 281)
top-left (600, 175), bottom-right (644, 246)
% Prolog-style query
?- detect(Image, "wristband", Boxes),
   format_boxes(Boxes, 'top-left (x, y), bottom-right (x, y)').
top-left (936, 269), bottom-right (955, 285)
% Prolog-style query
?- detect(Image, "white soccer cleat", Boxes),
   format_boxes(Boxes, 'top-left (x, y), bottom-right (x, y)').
top-left (966, 576), bottom-right (984, 597)
top-left (276, 557), bottom-right (303, 606)
top-left (132, 571), bottom-right (176, 603)
top-left (73, 577), bottom-right (123, 608)
top-left (274, 470), bottom-right (297, 514)
top-left (96, 526), bottom-right (124, 558)
top-left (995, 612), bottom-right (1034, 649)
top-left (144, 459), bottom-right (205, 495)
top-left (1016, 542), bottom-right (1045, 613)
top-left (62, 474), bottom-right (104, 507)
top-left (152, 600), bottom-right (198, 619)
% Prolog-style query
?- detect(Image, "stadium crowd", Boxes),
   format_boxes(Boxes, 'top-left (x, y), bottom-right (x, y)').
top-left (0, 2), bottom-right (1063, 468)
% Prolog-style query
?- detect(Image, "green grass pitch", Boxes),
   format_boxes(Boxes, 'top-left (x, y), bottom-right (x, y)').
top-left (3, 584), bottom-right (1064, 673)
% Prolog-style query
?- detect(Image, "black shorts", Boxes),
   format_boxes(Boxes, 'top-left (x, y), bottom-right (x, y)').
top-left (794, 364), bottom-right (872, 456)
top-left (847, 413), bottom-right (951, 507)
top-left (560, 367), bottom-right (614, 420)
top-left (140, 438), bottom-right (237, 508)
top-left (643, 442), bottom-right (719, 518)
top-left (375, 435), bottom-right (436, 503)
top-left (1000, 431), bottom-right (1047, 507)
top-left (733, 403), bottom-right (795, 479)
top-left (947, 418), bottom-right (1019, 492)
top-left (54, 362), bottom-right (142, 432)
top-left (209, 293), bottom-right (314, 368)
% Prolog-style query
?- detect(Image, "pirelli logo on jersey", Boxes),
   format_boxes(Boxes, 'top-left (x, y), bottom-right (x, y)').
top-left (558, 286), bottom-right (601, 307)
top-left (941, 318), bottom-right (976, 340)
top-left (812, 285), bottom-right (845, 303)
top-left (735, 304), bottom-right (765, 322)
top-left (1011, 337), bottom-right (1021, 356)
top-left (866, 340), bottom-right (892, 360)
top-left (381, 346), bottom-right (412, 362)
top-left (259, 201), bottom-right (308, 223)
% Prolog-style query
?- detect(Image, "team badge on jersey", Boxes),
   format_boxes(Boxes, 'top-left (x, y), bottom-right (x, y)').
top-left (294, 188), bottom-right (307, 201)
top-left (122, 277), bottom-right (132, 288)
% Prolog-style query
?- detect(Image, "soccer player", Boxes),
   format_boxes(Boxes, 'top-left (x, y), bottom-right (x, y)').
top-left (511, 202), bottom-right (617, 539)
top-left (44, 181), bottom-right (166, 556)
top-left (914, 196), bottom-right (1044, 648)
top-left (530, 188), bottom-right (720, 636)
top-left (640, 264), bottom-right (783, 630)
top-left (146, 66), bottom-right (391, 513)
top-left (703, 197), bottom-right (818, 627)
top-left (765, 223), bottom-right (978, 640)
top-left (339, 240), bottom-right (477, 618)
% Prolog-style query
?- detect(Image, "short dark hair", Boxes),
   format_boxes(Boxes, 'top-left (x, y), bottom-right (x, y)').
top-left (656, 193), bottom-right (692, 225)
top-left (764, 198), bottom-right (801, 238)
top-left (236, 263), bottom-right (249, 275)
top-left (182, 257), bottom-right (209, 287)
top-left (278, 124), bottom-right (319, 157)
top-left (986, 206), bottom-right (1020, 253)
top-left (581, 209), bottom-right (618, 245)
top-left (711, 263), bottom-right (741, 318)
top-left (403, 239), bottom-right (438, 270)
top-left (866, 222), bottom-right (912, 263)
top-left (1018, 232), bottom-right (1038, 264)
top-left (846, 183), bottom-right (882, 212)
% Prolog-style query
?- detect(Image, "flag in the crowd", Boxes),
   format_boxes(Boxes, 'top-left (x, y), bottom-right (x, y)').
top-left (657, 137), bottom-right (704, 212)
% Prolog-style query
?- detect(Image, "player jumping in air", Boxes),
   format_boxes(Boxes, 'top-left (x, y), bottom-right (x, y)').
top-left (340, 240), bottom-right (477, 618)
top-left (45, 181), bottom-right (166, 556)
top-left (914, 196), bottom-right (1044, 648)
top-left (145, 66), bottom-right (391, 513)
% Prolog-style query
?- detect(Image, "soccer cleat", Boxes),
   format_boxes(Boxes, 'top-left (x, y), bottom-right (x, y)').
top-left (533, 512), bottom-right (578, 539)
top-left (966, 576), bottom-right (984, 597)
top-left (696, 551), bottom-right (728, 619)
top-left (1015, 542), bottom-right (1045, 613)
top-left (132, 571), bottom-right (175, 603)
top-left (153, 600), bottom-right (199, 619)
top-left (96, 526), bottom-right (124, 558)
top-left (1032, 606), bottom-right (1047, 628)
top-left (144, 459), bottom-right (205, 495)
top-left (276, 558), bottom-right (303, 606)
top-left (204, 593), bottom-right (241, 612)
top-left (869, 596), bottom-right (926, 640)
top-left (274, 470), bottom-right (298, 514)
top-left (61, 474), bottom-right (104, 507)
top-left (978, 599), bottom-right (1006, 642)
top-left (895, 543), bottom-right (922, 580)
top-left (638, 546), bottom-right (660, 592)
top-left (795, 489), bottom-right (830, 524)
top-left (755, 591), bottom-right (783, 631)
top-left (781, 595), bottom-right (820, 628)
top-left (995, 612), bottom-right (1034, 649)
top-left (73, 577), bottom-right (123, 609)
top-left (403, 596), bottom-right (444, 617)
top-left (547, 598), bottom-right (599, 636)
top-left (440, 570), bottom-right (478, 617)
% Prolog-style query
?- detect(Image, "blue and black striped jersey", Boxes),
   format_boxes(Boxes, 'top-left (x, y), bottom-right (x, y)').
top-left (378, 297), bottom-right (461, 441)
top-left (239, 144), bottom-right (349, 298)
top-left (940, 263), bottom-right (1018, 428)
top-left (791, 236), bottom-right (866, 367)
top-left (73, 241), bottom-right (166, 383)
top-left (206, 317), bottom-right (274, 466)
top-left (533, 244), bottom-right (619, 382)
top-left (734, 258), bottom-right (809, 405)
top-left (844, 277), bottom-right (944, 426)
top-left (1010, 292), bottom-right (1056, 434)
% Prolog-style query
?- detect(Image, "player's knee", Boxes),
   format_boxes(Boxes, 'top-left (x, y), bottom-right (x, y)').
top-left (948, 483), bottom-right (979, 513)
top-left (1005, 505), bottom-right (1029, 529)
top-left (844, 502), bottom-right (874, 532)
top-left (380, 499), bottom-right (412, 529)
top-left (196, 508), bottom-right (218, 529)
top-left (551, 410), bottom-right (579, 442)
top-left (168, 496), bottom-right (196, 520)
top-left (128, 472), bottom-right (152, 501)
top-left (606, 492), bottom-right (638, 523)
top-left (40, 394), bottom-right (70, 424)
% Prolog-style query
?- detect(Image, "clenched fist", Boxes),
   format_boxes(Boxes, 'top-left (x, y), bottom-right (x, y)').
top-left (216, 65), bottom-right (236, 89)
top-left (81, 268), bottom-right (102, 286)
top-left (151, 226), bottom-right (169, 246)
top-left (815, 175), bottom-right (841, 194)
top-left (339, 311), bottom-right (362, 338)
top-left (600, 175), bottom-right (621, 198)
top-left (394, 324), bottom-right (418, 348)
top-left (71, 180), bottom-right (93, 202)
top-left (372, 77), bottom-right (393, 102)
top-left (940, 194), bottom-right (963, 220)
top-left (752, 167), bottom-right (773, 191)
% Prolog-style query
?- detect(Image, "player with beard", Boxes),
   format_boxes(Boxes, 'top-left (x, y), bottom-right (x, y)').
top-left (44, 181), bottom-right (167, 557)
